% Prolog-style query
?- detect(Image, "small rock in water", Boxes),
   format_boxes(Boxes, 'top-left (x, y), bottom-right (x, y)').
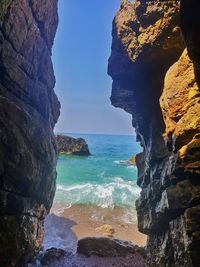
top-left (95, 224), bottom-right (115, 237)
top-left (128, 155), bottom-right (136, 166)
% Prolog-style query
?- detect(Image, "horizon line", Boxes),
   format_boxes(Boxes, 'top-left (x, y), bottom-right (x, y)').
top-left (54, 131), bottom-right (136, 137)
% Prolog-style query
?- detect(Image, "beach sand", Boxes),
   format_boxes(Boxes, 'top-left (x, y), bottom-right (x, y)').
top-left (44, 204), bottom-right (147, 251)
top-left (41, 204), bottom-right (146, 266)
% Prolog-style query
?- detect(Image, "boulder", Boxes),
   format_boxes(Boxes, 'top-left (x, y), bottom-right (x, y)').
top-left (77, 237), bottom-right (145, 257)
top-left (56, 134), bottom-right (91, 156)
top-left (40, 248), bottom-right (66, 266)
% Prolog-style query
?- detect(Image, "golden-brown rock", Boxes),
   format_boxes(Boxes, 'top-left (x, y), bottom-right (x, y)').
top-left (95, 224), bottom-right (115, 237)
top-left (109, 0), bottom-right (200, 266)
top-left (160, 49), bottom-right (200, 150)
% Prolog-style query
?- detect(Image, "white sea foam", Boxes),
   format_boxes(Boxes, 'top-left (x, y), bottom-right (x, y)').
top-left (127, 165), bottom-right (137, 170)
top-left (114, 160), bottom-right (127, 165)
top-left (57, 183), bottom-right (92, 192)
top-left (55, 176), bottom-right (141, 209)
top-left (121, 208), bottom-right (138, 224)
top-left (114, 160), bottom-right (137, 170)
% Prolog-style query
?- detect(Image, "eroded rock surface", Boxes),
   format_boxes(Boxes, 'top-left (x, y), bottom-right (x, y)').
top-left (56, 134), bottom-right (91, 156)
top-left (0, 0), bottom-right (59, 266)
top-left (77, 237), bottom-right (145, 257)
top-left (30, 242), bottom-right (145, 267)
top-left (109, 0), bottom-right (200, 266)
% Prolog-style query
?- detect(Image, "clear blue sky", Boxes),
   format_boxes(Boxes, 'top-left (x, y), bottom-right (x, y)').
top-left (53, 0), bottom-right (134, 135)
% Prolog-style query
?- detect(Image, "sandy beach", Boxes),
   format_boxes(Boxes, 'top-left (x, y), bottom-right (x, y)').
top-left (40, 204), bottom-right (146, 266)
top-left (43, 204), bottom-right (147, 253)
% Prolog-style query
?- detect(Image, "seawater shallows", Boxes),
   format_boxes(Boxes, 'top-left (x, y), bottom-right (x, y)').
top-left (54, 133), bottom-right (141, 224)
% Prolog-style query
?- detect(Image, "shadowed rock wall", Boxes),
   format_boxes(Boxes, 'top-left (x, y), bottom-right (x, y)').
top-left (0, 0), bottom-right (60, 266)
top-left (108, 0), bottom-right (200, 266)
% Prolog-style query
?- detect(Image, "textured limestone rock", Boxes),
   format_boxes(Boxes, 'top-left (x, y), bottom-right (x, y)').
top-left (0, 0), bottom-right (60, 266)
top-left (56, 134), bottom-right (91, 156)
top-left (160, 49), bottom-right (200, 178)
top-left (160, 49), bottom-right (200, 150)
top-left (77, 237), bottom-right (145, 257)
top-left (180, 0), bottom-right (200, 86)
top-left (109, 0), bottom-right (200, 266)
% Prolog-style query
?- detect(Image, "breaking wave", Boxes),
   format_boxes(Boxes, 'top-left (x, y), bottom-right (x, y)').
top-left (55, 176), bottom-right (140, 209)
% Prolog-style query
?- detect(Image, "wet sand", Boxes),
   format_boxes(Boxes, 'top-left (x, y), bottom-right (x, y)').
top-left (40, 204), bottom-right (146, 266)
top-left (45, 204), bottom-right (147, 249)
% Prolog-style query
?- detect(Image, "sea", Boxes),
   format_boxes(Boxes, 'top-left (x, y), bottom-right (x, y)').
top-left (53, 133), bottom-right (141, 224)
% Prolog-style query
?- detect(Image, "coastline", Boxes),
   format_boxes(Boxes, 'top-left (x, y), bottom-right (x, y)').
top-left (43, 203), bottom-right (147, 253)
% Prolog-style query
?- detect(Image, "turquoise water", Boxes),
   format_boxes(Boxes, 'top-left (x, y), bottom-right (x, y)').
top-left (55, 134), bottom-right (141, 210)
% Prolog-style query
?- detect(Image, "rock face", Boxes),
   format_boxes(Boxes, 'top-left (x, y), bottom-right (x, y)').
top-left (56, 135), bottom-right (91, 156)
top-left (77, 237), bottom-right (145, 257)
top-left (0, 1), bottom-right (60, 266)
top-left (30, 239), bottom-right (145, 267)
top-left (108, 0), bottom-right (200, 266)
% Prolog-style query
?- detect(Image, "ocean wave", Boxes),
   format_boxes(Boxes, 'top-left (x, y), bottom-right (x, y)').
top-left (126, 165), bottom-right (137, 170)
top-left (114, 160), bottom-right (137, 170)
top-left (120, 208), bottom-right (138, 224)
top-left (55, 176), bottom-right (141, 209)
top-left (114, 160), bottom-right (127, 165)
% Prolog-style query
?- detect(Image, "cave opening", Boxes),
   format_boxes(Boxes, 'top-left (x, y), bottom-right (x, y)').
top-left (42, 0), bottom-right (146, 256)
top-left (1, 0), bottom-right (200, 266)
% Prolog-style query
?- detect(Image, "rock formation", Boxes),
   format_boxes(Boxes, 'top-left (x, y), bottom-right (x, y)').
top-left (95, 224), bottom-right (115, 237)
top-left (30, 239), bottom-right (145, 267)
top-left (0, 0), bottom-right (60, 266)
top-left (108, 0), bottom-right (200, 266)
top-left (56, 134), bottom-right (91, 156)
top-left (128, 155), bottom-right (136, 166)
top-left (77, 237), bottom-right (145, 257)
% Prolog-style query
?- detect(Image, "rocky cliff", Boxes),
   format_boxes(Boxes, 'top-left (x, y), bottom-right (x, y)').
top-left (108, 0), bottom-right (200, 266)
top-left (0, 1), bottom-right (60, 266)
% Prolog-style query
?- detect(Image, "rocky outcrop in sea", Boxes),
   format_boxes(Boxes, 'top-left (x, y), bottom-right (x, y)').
top-left (108, 0), bottom-right (200, 266)
top-left (56, 135), bottom-right (91, 156)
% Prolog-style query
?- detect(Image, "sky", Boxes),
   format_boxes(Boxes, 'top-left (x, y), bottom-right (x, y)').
top-left (53, 0), bottom-right (134, 135)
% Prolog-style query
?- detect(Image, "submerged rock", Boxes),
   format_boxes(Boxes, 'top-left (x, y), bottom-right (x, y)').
top-left (95, 224), bottom-right (115, 237)
top-left (56, 134), bottom-right (91, 156)
top-left (128, 156), bottom-right (136, 166)
top-left (77, 237), bottom-right (145, 257)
